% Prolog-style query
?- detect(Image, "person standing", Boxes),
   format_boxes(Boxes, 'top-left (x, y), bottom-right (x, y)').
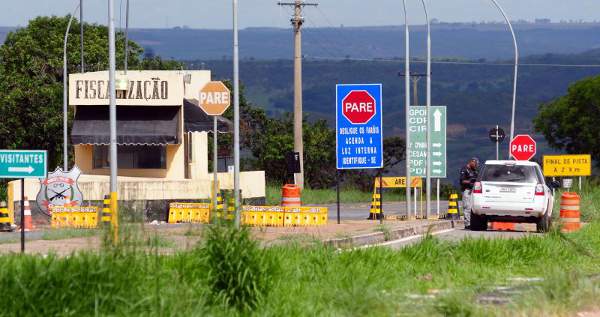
top-left (459, 158), bottom-right (479, 229)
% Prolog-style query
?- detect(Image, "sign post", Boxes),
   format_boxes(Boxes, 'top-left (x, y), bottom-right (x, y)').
top-left (0, 150), bottom-right (48, 253)
top-left (489, 125), bottom-right (506, 160)
top-left (336, 84), bottom-right (383, 223)
top-left (199, 81), bottom-right (231, 220)
top-left (408, 106), bottom-right (446, 218)
top-left (510, 135), bottom-right (536, 161)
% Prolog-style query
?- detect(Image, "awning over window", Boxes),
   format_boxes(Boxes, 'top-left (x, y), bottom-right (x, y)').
top-left (71, 106), bottom-right (180, 145)
top-left (184, 99), bottom-right (232, 133)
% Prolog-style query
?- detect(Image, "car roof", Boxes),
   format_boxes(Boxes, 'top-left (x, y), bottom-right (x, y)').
top-left (484, 160), bottom-right (540, 167)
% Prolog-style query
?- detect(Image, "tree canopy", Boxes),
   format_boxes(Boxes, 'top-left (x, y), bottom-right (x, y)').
top-left (534, 76), bottom-right (600, 164)
top-left (0, 16), bottom-right (180, 169)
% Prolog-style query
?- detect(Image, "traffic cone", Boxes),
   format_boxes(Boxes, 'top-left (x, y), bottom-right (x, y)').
top-left (447, 193), bottom-right (459, 220)
top-left (368, 184), bottom-right (383, 220)
top-left (23, 197), bottom-right (35, 231)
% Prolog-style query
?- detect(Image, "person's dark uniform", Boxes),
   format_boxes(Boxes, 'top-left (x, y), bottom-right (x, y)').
top-left (459, 158), bottom-right (479, 227)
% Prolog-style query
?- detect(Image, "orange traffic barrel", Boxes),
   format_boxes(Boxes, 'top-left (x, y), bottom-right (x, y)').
top-left (560, 192), bottom-right (581, 233)
top-left (282, 184), bottom-right (301, 207)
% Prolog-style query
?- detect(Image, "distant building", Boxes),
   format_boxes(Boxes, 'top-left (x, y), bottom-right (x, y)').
top-left (7, 70), bottom-right (265, 220)
top-left (535, 18), bottom-right (552, 24)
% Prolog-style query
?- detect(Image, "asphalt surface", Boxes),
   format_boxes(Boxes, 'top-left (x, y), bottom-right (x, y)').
top-left (383, 226), bottom-right (541, 249)
top-left (321, 200), bottom-right (450, 220)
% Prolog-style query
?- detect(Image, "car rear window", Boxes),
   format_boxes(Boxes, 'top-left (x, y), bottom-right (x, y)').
top-left (481, 165), bottom-right (540, 183)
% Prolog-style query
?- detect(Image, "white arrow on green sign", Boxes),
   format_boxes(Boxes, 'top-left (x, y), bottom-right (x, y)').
top-left (0, 150), bottom-right (47, 179)
top-left (408, 106), bottom-right (447, 178)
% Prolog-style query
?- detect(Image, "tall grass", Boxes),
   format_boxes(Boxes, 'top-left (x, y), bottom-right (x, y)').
top-left (0, 222), bottom-right (598, 316)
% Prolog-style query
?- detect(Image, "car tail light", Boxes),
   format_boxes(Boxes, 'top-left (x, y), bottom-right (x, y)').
top-left (473, 182), bottom-right (482, 194)
top-left (535, 184), bottom-right (545, 196)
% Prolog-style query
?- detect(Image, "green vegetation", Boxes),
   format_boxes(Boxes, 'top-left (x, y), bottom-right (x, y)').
top-left (535, 76), bottom-right (600, 165)
top-left (40, 228), bottom-right (99, 241)
top-left (0, 221), bottom-right (598, 316)
top-left (265, 184), bottom-right (408, 205)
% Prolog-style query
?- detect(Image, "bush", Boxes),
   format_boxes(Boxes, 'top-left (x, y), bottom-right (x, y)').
top-left (200, 225), bottom-right (278, 311)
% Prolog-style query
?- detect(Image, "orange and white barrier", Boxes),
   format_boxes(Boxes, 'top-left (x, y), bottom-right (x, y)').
top-left (22, 197), bottom-right (35, 231)
top-left (281, 184), bottom-right (301, 207)
top-left (560, 192), bottom-right (581, 233)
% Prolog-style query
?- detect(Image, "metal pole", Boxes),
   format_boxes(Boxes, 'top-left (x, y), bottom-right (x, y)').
top-left (233, 0), bottom-right (241, 228)
top-left (420, 0), bottom-right (432, 219)
top-left (80, 0), bottom-right (84, 73)
top-left (379, 170), bottom-right (383, 225)
top-left (124, 0), bottom-right (129, 73)
top-left (64, 4), bottom-right (79, 172)
top-left (336, 170), bottom-right (340, 224)
top-left (403, 0), bottom-right (412, 219)
top-left (436, 178), bottom-right (440, 216)
top-left (20, 179), bottom-right (24, 253)
top-left (579, 176), bottom-right (582, 192)
top-left (495, 125), bottom-right (499, 160)
top-left (108, 0), bottom-right (119, 240)
top-left (213, 118), bottom-right (218, 217)
top-left (490, 0), bottom-right (519, 154)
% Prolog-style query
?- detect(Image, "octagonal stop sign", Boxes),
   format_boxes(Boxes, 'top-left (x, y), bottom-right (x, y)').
top-left (510, 134), bottom-right (536, 161)
top-left (199, 81), bottom-right (231, 116)
top-left (342, 90), bottom-right (377, 124)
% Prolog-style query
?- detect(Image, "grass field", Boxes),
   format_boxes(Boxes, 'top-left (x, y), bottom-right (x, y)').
top-left (266, 184), bottom-right (409, 205)
top-left (0, 184), bottom-right (598, 316)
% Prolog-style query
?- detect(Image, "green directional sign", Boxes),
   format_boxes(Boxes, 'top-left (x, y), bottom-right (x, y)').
top-left (0, 150), bottom-right (47, 179)
top-left (408, 106), bottom-right (447, 178)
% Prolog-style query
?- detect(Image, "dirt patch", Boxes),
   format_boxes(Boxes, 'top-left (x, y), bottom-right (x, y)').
top-left (0, 219), bottom-right (446, 255)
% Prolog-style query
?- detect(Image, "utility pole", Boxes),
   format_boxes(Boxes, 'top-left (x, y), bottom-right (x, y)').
top-left (277, 1), bottom-right (317, 189)
top-left (80, 0), bottom-right (84, 72)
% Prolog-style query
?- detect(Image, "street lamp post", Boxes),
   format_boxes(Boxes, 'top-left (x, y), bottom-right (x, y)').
top-left (419, 0), bottom-right (432, 219)
top-left (108, 0), bottom-right (119, 241)
top-left (63, 3), bottom-right (80, 172)
top-left (402, 0), bottom-right (412, 219)
top-left (233, 0), bottom-right (241, 228)
top-left (490, 0), bottom-right (519, 155)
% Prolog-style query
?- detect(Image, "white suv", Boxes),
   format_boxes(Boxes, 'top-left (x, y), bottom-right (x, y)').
top-left (470, 160), bottom-right (555, 232)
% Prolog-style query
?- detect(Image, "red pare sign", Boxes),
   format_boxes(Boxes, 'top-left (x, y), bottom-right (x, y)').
top-left (510, 134), bottom-right (536, 161)
top-left (342, 90), bottom-right (377, 124)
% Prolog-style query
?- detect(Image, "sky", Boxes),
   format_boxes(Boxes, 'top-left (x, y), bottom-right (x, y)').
top-left (2, 0), bottom-right (600, 29)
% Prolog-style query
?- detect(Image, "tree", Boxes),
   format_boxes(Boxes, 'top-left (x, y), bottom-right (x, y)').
top-left (0, 16), bottom-right (181, 169)
top-left (534, 76), bottom-right (600, 164)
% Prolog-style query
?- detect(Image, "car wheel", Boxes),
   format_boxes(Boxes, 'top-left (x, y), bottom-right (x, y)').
top-left (470, 213), bottom-right (487, 231)
top-left (537, 211), bottom-right (551, 233)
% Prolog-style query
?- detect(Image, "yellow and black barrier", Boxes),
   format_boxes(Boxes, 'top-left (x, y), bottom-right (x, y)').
top-left (168, 203), bottom-right (211, 224)
top-left (447, 193), bottom-right (459, 220)
top-left (0, 201), bottom-right (13, 232)
top-left (51, 206), bottom-right (99, 229)
top-left (242, 206), bottom-right (328, 227)
top-left (101, 194), bottom-right (111, 225)
top-left (368, 186), bottom-right (382, 220)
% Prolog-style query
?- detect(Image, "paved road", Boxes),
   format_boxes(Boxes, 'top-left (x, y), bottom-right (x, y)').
top-left (384, 225), bottom-right (540, 249)
top-left (319, 201), bottom-right (450, 220)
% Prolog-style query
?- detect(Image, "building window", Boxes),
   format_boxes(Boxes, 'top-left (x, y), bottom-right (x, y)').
top-left (93, 145), bottom-right (167, 169)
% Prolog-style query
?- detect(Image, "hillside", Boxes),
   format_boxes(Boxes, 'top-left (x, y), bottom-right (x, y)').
top-left (3, 22), bottom-right (600, 60)
top-left (190, 51), bottom-right (600, 183)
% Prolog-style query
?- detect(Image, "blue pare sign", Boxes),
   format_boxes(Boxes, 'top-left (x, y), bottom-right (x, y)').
top-left (336, 84), bottom-right (383, 170)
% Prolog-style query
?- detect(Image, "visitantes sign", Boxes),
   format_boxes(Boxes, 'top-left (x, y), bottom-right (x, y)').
top-left (408, 106), bottom-right (447, 178)
top-left (69, 71), bottom-right (184, 106)
top-left (336, 84), bottom-right (383, 170)
top-left (543, 154), bottom-right (592, 177)
top-left (0, 150), bottom-right (47, 179)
